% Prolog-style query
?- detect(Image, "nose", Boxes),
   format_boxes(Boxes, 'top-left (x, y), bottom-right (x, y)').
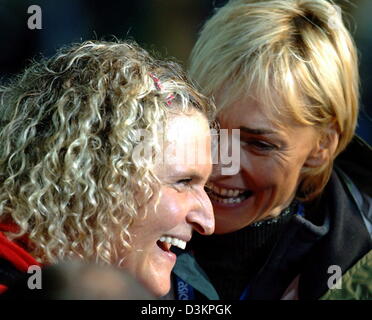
top-left (186, 189), bottom-right (215, 235)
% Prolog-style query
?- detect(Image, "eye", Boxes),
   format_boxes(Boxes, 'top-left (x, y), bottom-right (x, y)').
top-left (251, 140), bottom-right (276, 150)
top-left (241, 139), bottom-right (277, 152)
top-left (175, 178), bottom-right (193, 187)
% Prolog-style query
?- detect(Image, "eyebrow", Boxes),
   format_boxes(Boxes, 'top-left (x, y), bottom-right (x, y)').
top-left (170, 168), bottom-right (212, 182)
top-left (239, 126), bottom-right (276, 135)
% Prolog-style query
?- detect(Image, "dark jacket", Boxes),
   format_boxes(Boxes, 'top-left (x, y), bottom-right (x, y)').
top-left (171, 136), bottom-right (372, 300)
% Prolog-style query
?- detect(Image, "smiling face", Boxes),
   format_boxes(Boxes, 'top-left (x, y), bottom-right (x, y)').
top-left (207, 95), bottom-right (322, 234)
top-left (122, 110), bottom-right (214, 296)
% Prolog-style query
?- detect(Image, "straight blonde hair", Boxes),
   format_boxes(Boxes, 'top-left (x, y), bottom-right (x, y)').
top-left (190, 0), bottom-right (359, 200)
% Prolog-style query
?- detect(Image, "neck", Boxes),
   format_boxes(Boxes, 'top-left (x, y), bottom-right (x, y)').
top-left (191, 201), bottom-right (299, 299)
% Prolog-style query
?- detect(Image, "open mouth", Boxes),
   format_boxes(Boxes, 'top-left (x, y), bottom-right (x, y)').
top-left (156, 236), bottom-right (187, 252)
top-left (205, 182), bottom-right (253, 204)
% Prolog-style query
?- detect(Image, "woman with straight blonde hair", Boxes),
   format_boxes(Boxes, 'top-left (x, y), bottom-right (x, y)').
top-left (170, 0), bottom-right (371, 300)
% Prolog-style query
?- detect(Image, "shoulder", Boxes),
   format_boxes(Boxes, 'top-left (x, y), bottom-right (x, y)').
top-left (320, 249), bottom-right (372, 300)
top-left (334, 136), bottom-right (372, 238)
top-left (0, 258), bottom-right (25, 294)
top-left (171, 252), bottom-right (220, 300)
top-left (0, 225), bottom-right (41, 294)
top-left (335, 135), bottom-right (372, 197)
top-left (297, 145), bottom-right (372, 299)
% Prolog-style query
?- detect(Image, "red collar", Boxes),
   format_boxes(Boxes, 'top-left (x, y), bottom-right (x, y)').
top-left (0, 223), bottom-right (41, 272)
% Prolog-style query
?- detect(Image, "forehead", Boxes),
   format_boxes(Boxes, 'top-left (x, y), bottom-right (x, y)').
top-left (218, 96), bottom-right (318, 147)
top-left (165, 112), bottom-right (209, 142)
top-left (222, 92), bottom-right (307, 127)
top-left (155, 111), bottom-right (212, 177)
top-left (218, 96), bottom-right (278, 129)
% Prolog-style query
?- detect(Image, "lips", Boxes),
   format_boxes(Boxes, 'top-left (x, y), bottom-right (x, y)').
top-left (205, 181), bottom-right (253, 204)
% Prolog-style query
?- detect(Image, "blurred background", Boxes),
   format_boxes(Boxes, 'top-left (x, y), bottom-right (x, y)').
top-left (0, 0), bottom-right (371, 143)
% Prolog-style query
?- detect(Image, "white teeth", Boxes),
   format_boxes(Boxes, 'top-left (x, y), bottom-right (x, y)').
top-left (207, 182), bottom-right (246, 199)
top-left (178, 240), bottom-right (186, 250)
top-left (158, 236), bottom-right (187, 250)
top-left (208, 192), bottom-right (244, 204)
top-left (221, 197), bottom-right (243, 204)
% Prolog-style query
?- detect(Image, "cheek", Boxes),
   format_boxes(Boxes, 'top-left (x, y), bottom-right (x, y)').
top-left (155, 192), bottom-right (187, 228)
top-left (240, 153), bottom-right (283, 187)
top-left (241, 152), bottom-right (304, 193)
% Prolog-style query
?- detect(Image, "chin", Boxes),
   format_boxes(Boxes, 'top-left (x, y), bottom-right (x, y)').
top-left (213, 212), bottom-right (252, 234)
top-left (146, 278), bottom-right (171, 298)
top-left (137, 268), bottom-right (171, 297)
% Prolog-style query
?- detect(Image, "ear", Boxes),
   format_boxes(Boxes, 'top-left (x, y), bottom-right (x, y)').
top-left (304, 124), bottom-right (339, 168)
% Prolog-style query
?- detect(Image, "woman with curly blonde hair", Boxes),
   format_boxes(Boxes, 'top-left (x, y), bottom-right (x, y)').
top-left (0, 40), bottom-right (215, 297)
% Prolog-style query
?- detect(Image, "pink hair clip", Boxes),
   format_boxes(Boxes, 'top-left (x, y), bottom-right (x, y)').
top-left (149, 73), bottom-right (175, 106)
top-left (149, 73), bottom-right (162, 91)
top-left (166, 94), bottom-right (175, 106)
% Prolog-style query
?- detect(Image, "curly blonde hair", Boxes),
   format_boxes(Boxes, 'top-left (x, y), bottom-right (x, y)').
top-left (0, 40), bottom-right (214, 265)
